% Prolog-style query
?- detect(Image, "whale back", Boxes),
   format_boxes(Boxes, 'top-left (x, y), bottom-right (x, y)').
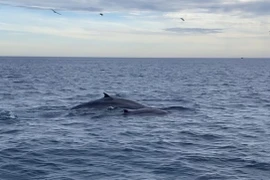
top-left (123, 107), bottom-right (168, 115)
top-left (72, 93), bottom-right (145, 109)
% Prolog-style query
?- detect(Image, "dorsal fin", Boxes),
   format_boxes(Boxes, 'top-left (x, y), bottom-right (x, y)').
top-left (103, 92), bottom-right (111, 98)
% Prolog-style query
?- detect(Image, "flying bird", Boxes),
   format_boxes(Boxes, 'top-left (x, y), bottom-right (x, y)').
top-left (180, 18), bottom-right (185, 21)
top-left (51, 9), bottom-right (61, 15)
top-left (100, 13), bottom-right (103, 16)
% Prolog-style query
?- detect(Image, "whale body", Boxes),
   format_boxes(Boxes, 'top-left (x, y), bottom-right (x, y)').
top-left (123, 107), bottom-right (168, 116)
top-left (71, 93), bottom-right (146, 110)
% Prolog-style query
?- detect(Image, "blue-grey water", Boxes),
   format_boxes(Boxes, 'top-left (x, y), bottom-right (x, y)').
top-left (0, 57), bottom-right (270, 180)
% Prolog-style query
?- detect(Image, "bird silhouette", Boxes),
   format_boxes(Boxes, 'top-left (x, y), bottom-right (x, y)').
top-left (51, 9), bottom-right (61, 15)
top-left (100, 13), bottom-right (103, 16)
top-left (180, 18), bottom-right (185, 21)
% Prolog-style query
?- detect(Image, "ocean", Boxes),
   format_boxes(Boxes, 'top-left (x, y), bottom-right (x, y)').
top-left (0, 57), bottom-right (270, 180)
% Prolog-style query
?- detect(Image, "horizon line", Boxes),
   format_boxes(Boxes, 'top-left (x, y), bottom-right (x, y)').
top-left (0, 56), bottom-right (269, 59)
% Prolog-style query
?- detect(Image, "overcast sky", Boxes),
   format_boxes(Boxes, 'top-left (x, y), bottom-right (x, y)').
top-left (0, 0), bottom-right (269, 57)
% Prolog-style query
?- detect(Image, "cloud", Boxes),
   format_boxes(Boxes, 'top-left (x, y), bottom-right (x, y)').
top-left (0, 0), bottom-right (269, 16)
top-left (0, 1), bottom-right (102, 12)
top-left (206, 0), bottom-right (270, 16)
top-left (164, 27), bottom-right (223, 34)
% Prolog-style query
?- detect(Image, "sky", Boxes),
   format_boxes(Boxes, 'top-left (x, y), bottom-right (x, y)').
top-left (0, 0), bottom-right (269, 57)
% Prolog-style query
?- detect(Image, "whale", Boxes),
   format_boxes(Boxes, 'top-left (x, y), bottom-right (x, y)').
top-left (123, 107), bottom-right (168, 116)
top-left (71, 93), bottom-right (146, 110)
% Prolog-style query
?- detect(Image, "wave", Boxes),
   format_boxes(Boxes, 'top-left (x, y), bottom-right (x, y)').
top-left (161, 106), bottom-right (194, 111)
top-left (0, 110), bottom-right (17, 122)
top-left (141, 98), bottom-right (191, 103)
top-left (243, 161), bottom-right (270, 171)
